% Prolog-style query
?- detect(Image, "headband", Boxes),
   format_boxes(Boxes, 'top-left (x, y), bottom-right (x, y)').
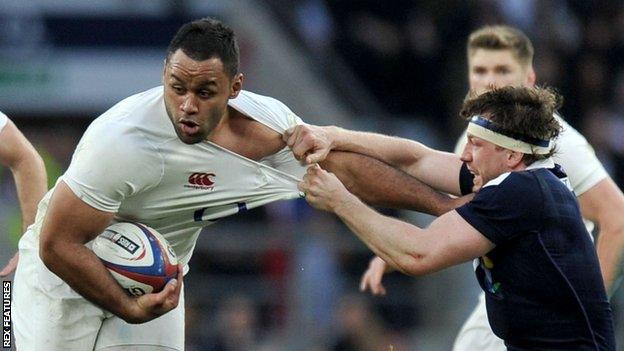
top-left (467, 115), bottom-right (552, 155)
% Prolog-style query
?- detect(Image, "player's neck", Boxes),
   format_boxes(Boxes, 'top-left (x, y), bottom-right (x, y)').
top-left (510, 163), bottom-right (527, 172)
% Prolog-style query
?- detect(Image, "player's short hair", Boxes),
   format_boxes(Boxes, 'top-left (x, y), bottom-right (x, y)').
top-left (467, 25), bottom-right (534, 67)
top-left (166, 17), bottom-right (240, 78)
top-left (460, 86), bottom-right (562, 164)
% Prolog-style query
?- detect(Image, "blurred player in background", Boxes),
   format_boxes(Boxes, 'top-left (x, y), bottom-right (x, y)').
top-left (0, 111), bottom-right (47, 277)
top-left (12, 17), bottom-right (465, 351)
top-left (356, 25), bottom-right (624, 351)
top-left (287, 86), bottom-right (616, 350)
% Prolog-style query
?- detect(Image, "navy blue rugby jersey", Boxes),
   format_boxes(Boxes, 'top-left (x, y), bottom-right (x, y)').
top-left (456, 162), bottom-right (615, 350)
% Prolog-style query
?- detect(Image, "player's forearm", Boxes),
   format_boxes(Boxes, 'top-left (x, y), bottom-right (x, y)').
top-left (39, 241), bottom-right (137, 321)
top-left (577, 178), bottom-right (624, 295)
top-left (327, 126), bottom-right (429, 172)
top-left (321, 151), bottom-right (468, 216)
top-left (12, 152), bottom-right (47, 230)
top-left (331, 192), bottom-right (430, 275)
top-left (596, 225), bottom-right (624, 295)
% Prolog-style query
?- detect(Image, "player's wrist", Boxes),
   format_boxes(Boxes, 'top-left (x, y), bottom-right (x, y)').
top-left (332, 191), bottom-right (360, 216)
top-left (325, 125), bottom-right (343, 150)
top-left (117, 295), bottom-right (144, 324)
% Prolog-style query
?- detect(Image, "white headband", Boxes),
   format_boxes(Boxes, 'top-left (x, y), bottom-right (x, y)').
top-left (467, 115), bottom-right (553, 155)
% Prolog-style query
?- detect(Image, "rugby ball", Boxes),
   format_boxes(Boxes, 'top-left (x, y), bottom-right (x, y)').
top-left (92, 222), bottom-right (178, 296)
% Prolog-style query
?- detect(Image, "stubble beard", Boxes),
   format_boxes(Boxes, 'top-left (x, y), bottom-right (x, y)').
top-left (164, 100), bottom-right (205, 145)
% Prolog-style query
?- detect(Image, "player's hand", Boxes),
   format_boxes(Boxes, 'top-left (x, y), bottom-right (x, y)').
top-left (360, 256), bottom-right (394, 296)
top-left (299, 164), bottom-right (353, 212)
top-left (126, 265), bottom-right (183, 324)
top-left (283, 124), bottom-right (334, 164)
top-left (0, 252), bottom-right (19, 277)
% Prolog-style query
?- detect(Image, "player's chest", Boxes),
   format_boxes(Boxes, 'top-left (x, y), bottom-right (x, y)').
top-left (116, 141), bottom-right (298, 229)
top-left (149, 144), bottom-right (272, 202)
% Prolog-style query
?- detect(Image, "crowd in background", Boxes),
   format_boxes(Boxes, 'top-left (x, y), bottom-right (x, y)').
top-left (282, 0), bottom-right (624, 185)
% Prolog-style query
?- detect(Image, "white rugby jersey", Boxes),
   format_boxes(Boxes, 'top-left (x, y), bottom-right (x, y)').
top-left (20, 87), bottom-right (307, 269)
top-left (0, 111), bottom-right (8, 131)
top-left (454, 114), bottom-right (608, 232)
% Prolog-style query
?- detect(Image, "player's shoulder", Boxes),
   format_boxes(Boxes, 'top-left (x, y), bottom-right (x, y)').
top-left (551, 113), bottom-right (607, 193)
top-left (69, 121), bottom-right (163, 186)
top-left (459, 169), bottom-right (545, 239)
top-left (86, 87), bottom-right (164, 140)
top-left (483, 171), bottom-right (537, 192)
top-left (84, 114), bottom-right (138, 149)
top-left (75, 123), bottom-right (158, 167)
top-left (92, 86), bottom-right (163, 126)
top-left (231, 90), bottom-right (289, 109)
top-left (499, 164), bottom-right (571, 197)
top-left (479, 169), bottom-right (545, 206)
top-left (555, 114), bottom-right (591, 148)
top-left (78, 89), bottom-right (165, 160)
top-left (229, 90), bottom-right (299, 132)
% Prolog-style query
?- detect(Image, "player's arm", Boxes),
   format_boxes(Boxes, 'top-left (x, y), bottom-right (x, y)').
top-left (577, 177), bottom-right (624, 294)
top-left (300, 165), bottom-right (494, 275)
top-left (285, 124), bottom-right (463, 195)
top-left (0, 119), bottom-right (47, 231)
top-left (39, 181), bottom-right (181, 323)
top-left (359, 256), bottom-right (394, 295)
top-left (0, 119), bottom-right (47, 277)
top-left (320, 151), bottom-right (470, 216)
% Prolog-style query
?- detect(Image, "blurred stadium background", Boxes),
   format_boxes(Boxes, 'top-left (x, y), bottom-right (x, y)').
top-left (1, 0), bottom-right (624, 350)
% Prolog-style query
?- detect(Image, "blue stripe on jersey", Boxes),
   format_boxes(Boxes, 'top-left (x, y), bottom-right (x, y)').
top-left (237, 202), bottom-right (247, 212)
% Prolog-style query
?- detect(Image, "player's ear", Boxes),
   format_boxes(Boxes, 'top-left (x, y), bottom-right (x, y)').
top-left (507, 150), bottom-right (524, 168)
top-left (229, 73), bottom-right (244, 99)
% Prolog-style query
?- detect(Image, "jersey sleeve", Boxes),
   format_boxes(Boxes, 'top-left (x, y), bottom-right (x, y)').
top-left (229, 90), bottom-right (304, 132)
top-left (455, 173), bottom-right (543, 245)
top-left (0, 111), bottom-right (8, 132)
top-left (553, 118), bottom-right (608, 195)
top-left (62, 121), bottom-right (164, 212)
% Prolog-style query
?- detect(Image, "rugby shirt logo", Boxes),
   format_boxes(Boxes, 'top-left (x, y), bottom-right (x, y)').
top-left (185, 172), bottom-right (216, 190)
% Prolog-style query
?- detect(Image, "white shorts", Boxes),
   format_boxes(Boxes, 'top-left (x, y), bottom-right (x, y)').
top-left (453, 293), bottom-right (505, 351)
top-left (12, 238), bottom-right (185, 351)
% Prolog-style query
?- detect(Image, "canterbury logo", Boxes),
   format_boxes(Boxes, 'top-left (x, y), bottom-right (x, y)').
top-left (187, 172), bottom-right (215, 188)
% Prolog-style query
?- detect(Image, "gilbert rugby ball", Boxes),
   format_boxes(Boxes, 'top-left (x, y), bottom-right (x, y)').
top-left (92, 222), bottom-right (178, 296)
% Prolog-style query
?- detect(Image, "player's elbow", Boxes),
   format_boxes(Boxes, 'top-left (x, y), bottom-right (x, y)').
top-left (606, 221), bottom-right (624, 239)
top-left (320, 151), bottom-right (348, 176)
top-left (596, 210), bottom-right (624, 241)
top-left (39, 230), bottom-right (62, 269)
top-left (320, 152), bottom-right (358, 190)
top-left (395, 253), bottom-right (437, 276)
top-left (39, 242), bottom-right (55, 270)
top-left (30, 151), bottom-right (46, 174)
top-left (19, 150), bottom-right (46, 176)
